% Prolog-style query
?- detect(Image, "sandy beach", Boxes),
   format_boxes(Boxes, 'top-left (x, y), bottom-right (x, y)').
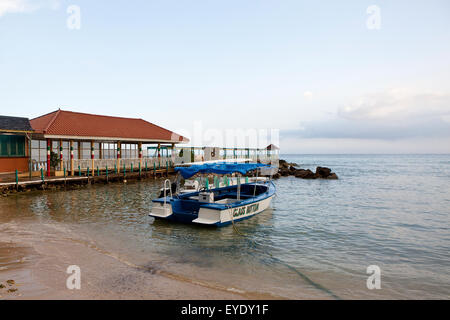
top-left (0, 220), bottom-right (271, 300)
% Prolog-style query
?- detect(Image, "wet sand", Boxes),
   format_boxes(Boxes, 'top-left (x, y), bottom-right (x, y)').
top-left (0, 221), bottom-right (266, 300)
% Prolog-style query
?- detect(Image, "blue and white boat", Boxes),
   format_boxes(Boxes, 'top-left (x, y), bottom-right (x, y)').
top-left (150, 163), bottom-right (276, 227)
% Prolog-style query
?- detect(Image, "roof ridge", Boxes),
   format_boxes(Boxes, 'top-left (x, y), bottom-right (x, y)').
top-left (30, 109), bottom-right (59, 121)
top-left (43, 109), bottom-right (61, 133)
top-left (58, 109), bottom-right (141, 121)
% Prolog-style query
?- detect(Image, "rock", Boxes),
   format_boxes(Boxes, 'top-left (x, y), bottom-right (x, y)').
top-left (327, 173), bottom-right (338, 179)
top-left (279, 168), bottom-right (290, 176)
top-left (277, 159), bottom-right (338, 179)
top-left (6, 280), bottom-right (15, 285)
top-left (272, 173), bottom-right (281, 179)
top-left (294, 169), bottom-right (316, 179)
top-left (315, 166), bottom-right (331, 178)
top-left (279, 159), bottom-right (289, 168)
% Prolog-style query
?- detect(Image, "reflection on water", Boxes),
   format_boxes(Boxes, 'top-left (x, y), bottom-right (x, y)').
top-left (0, 155), bottom-right (449, 299)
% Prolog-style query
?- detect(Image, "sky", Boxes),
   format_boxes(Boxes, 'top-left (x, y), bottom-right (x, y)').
top-left (1, 0), bottom-right (449, 153)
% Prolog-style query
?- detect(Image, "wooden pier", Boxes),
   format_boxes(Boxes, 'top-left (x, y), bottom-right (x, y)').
top-left (0, 166), bottom-right (175, 195)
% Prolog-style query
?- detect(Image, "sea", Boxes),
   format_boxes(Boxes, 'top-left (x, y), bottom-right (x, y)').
top-left (0, 154), bottom-right (449, 299)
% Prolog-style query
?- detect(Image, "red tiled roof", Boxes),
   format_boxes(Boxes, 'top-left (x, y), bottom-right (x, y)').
top-left (30, 109), bottom-right (189, 143)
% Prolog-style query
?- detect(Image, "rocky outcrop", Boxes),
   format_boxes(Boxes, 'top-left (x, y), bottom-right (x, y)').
top-left (294, 169), bottom-right (316, 179)
top-left (315, 166), bottom-right (331, 178)
top-left (327, 173), bottom-right (338, 179)
top-left (274, 160), bottom-right (338, 180)
top-left (279, 159), bottom-right (296, 168)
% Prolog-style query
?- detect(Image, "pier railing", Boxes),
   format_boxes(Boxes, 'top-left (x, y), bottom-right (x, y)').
top-left (30, 157), bottom-right (174, 174)
top-left (1, 156), bottom-right (175, 184)
top-left (71, 157), bottom-right (173, 172)
top-left (32, 160), bottom-right (47, 172)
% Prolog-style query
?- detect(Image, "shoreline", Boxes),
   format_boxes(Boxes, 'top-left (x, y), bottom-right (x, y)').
top-left (0, 220), bottom-right (285, 300)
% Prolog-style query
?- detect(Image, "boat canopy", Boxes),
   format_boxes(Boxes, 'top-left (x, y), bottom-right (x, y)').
top-left (174, 163), bottom-right (269, 179)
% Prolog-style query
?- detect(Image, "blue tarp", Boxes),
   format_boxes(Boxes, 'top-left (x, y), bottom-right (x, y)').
top-left (175, 163), bottom-right (269, 179)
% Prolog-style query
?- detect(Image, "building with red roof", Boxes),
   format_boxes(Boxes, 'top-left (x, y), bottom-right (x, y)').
top-left (29, 109), bottom-right (189, 177)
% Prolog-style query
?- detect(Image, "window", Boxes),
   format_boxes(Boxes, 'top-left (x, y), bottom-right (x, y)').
top-left (120, 143), bottom-right (138, 159)
top-left (0, 135), bottom-right (26, 157)
top-left (101, 143), bottom-right (117, 159)
top-left (62, 141), bottom-right (69, 160)
top-left (81, 142), bottom-right (91, 159)
top-left (31, 140), bottom-right (46, 162)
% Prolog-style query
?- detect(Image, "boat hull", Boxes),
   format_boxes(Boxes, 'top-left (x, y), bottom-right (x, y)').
top-left (150, 182), bottom-right (276, 227)
top-left (192, 195), bottom-right (274, 226)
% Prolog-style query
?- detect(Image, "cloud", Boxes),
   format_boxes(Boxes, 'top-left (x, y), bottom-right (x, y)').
top-left (283, 117), bottom-right (450, 140)
top-left (338, 88), bottom-right (450, 122)
top-left (0, 0), bottom-right (59, 17)
top-left (0, 0), bottom-right (29, 16)
top-left (285, 88), bottom-right (450, 140)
